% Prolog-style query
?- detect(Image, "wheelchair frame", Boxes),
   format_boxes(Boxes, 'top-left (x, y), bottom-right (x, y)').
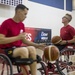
top-left (0, 49), bottom-right (48, 75)
top-left (56, 47), bottom-right (75, 75)
top-left (0, 54), bottom-right (13, 75)
top-left (1, 46), bottom-right (75, 75)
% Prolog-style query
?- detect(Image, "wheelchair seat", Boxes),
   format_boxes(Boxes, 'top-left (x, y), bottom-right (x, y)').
top-left (0, 48), bottom-right (42, 65)
top-left (11, 55), bottom-right (42, 65)
top-left (0, 48), bottom-right (49, 75)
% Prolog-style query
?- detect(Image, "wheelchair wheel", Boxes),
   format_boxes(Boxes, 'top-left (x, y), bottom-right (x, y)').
top-left (0, 54), bottom-right (13, 75)
top-left (56, 48), bottom-right (75, 75)
top-left (37, 61), bottom-right (48, 75)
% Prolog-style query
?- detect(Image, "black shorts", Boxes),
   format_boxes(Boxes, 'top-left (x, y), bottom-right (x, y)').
top-left (55, 45), bottom-right (66, 51)
top-left (3, 47), bottom-right (15, 58)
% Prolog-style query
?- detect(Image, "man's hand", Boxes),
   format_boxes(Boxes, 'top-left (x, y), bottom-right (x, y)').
top-left (36, 43), bottom-right (46, 50)
top-left (18, 32), bottom-right (26, 40)
top-left (59, 40), bottom-right (67, 45)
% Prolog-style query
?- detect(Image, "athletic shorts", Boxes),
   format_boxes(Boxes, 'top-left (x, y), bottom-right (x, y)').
top-left (3, 47), bottom-right (15, 59)
top-left (55, 45), bottom-right (66, 51)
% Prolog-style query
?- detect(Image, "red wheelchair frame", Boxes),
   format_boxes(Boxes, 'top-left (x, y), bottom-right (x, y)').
top-left (0, 48), bottom-right (48, 75)
top-left (56, 45), bottom-right (75, 75)
top-left (1, 45), bottom-right (75, 75)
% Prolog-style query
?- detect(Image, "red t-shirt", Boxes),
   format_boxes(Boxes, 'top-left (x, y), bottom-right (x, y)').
top-left (0, 18), bottom-right (25, 48)
top-left (60, 25), bottom-right (75, 40)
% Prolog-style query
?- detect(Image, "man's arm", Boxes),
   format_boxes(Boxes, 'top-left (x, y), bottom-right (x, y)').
top-left (0, 33), bottom-right (46, 49)
top-left (22, 38), bottom-right (39, 48)
top-left (0, 32), bottom-right (26, 44)
top-left (59, 36), bottom-right (75, 45)
top-left (67, 36), bottom-right (75, 43)
top-left (0, 34), bottom-right (20, 44)
top-left (22, 38), bottom-right (46, 50)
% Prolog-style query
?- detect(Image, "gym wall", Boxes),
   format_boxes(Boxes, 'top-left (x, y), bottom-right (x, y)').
top-left (0, 0), bottom-right (74, 37)
top-left (24, 0), bottom-right (73, 36)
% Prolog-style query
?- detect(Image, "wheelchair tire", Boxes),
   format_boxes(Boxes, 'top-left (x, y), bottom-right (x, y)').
top-left (56, 48), bottom-right (75, 75)
top-left (38, 61), bottom-right (48, 75)
top-left (0, 54), bottom-right (13, 75)
top-left (56, 59), bottom-right (65, 75)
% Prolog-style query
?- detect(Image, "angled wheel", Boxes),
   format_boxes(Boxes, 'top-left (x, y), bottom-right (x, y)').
top-left (0, 54), bottom-right (13, 75)
top-left (37, 61), bottom-right (48, 75)
top-left (56, 48), bottom-right (75, 75)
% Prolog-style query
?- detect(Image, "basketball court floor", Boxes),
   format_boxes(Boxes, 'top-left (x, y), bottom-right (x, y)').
top-left (1, 60), bottom-right (75, 75)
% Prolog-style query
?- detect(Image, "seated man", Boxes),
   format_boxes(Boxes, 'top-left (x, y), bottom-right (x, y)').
top-left (57, 13), bottom-right (75, 50)
top-left (60, 14), bottom-right (75, 45)
top-left (0, 4), bottom-right (46, 75)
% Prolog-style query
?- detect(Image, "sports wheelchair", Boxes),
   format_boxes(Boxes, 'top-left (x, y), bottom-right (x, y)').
top-left (41, 44), bottom-right (75, 75)
top-left (0, 48), bottom-right (48, 75)
top-left (1, 45), bottom-right (75, 75)
top-left (56, 45), bottom-right (75, 75)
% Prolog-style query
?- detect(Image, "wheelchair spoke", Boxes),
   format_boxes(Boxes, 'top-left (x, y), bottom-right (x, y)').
top-left (56, 48), bottom-right (75, 75)
top-left (0, 54), bottom-right (13, 75)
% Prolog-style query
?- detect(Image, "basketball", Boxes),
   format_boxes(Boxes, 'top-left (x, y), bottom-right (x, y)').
top-left (51, 36), bottom-right (62, 44)
top-left (44, 45), bottom-right (60, 61)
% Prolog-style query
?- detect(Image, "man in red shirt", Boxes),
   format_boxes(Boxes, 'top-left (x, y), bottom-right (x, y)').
top-left (0, 4), bottom-right (45, 75)
top-left (59, 13), bottom-right (75, 47)
top-left (55, 14), bottom-right (75, 50)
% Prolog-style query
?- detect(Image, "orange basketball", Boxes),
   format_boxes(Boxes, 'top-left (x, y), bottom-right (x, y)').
top-left (51, 36), bottom-right (62, 44)
top-left (44, 45), bottom-right (60, 61)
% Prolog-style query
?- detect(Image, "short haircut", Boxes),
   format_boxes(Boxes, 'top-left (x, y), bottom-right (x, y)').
top-left (15, 4), bottom-right (29, 11)
top-left (65, 13), bottom-right (72, 22)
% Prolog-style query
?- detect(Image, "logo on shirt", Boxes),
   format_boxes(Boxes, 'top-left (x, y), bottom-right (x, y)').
top-left (20, 29), bottom-right (23, 33)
